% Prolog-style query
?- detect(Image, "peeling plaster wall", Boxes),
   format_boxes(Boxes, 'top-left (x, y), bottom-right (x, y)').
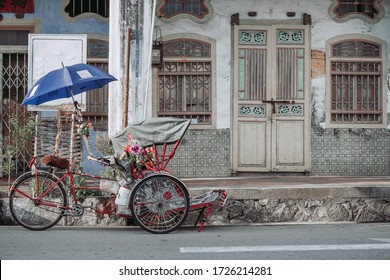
top-left (311, 76), bottom-right (326, 127)
top-left (1, 0), bottom-right (108, 35)
top-left (154, 0), bottom-right (390, 131)
top-left (151, 0), bottom-right (390, 176)
top-left (108, 0), bottom-right (155, 137)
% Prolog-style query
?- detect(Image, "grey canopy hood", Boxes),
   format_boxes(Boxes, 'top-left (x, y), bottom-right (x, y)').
top-left (111, 117), bottom-right (190, 155)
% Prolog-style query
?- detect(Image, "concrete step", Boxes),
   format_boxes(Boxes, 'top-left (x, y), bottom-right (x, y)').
top-left (183, 176), bottom-right (390, 199)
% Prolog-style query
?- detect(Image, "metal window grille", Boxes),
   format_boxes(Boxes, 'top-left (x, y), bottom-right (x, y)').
top-left (1, 51), bottom-right (33, 176)
top-left (159, 0), bottom-right (209, 19)
top-left (64, 0), bottom-right (109, 18)
top-left (157, 39), bottom-right (212, 125)
top-left (330, 40), bottom-right (383, 124)
top-left (86, 39), bottom-right (109, 130)
top-left (334, 0), bottom-right (379, 19)
top-left (158, 61), bottom-right (211, 125)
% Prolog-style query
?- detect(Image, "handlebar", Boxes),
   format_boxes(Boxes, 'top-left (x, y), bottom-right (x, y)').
top-left (87, 155), bottom-right (111, 166)
top-left (87, 155), bottom-right (127, 174)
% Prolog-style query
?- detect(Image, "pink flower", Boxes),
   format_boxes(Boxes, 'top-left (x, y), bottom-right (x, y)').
top-left (128, 134), bottom-right (133, 143)
top-left (130, 143), bottom-right (141, 155)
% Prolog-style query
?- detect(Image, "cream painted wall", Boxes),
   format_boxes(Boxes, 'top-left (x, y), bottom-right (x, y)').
top-left (110, 0), bottom-right (390, 131)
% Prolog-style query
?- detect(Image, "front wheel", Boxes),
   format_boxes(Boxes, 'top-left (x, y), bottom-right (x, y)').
top-left (130, 174), bottom-right (190, 234)
top-left (9, 172), bottom-right (68, 230)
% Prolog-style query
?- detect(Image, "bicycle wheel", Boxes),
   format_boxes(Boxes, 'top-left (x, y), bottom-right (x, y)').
top-left (9, 172), bottom-right (68, 230)
top-left (130, 174), bottom-right (190, 234)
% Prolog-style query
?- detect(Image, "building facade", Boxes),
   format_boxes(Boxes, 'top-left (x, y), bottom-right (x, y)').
top-left (1, 0), bottom-right (390, 178)
top-left (109, 0), bottom-right (390, 177)
top-left (0, 0), bottom-right (110, 176)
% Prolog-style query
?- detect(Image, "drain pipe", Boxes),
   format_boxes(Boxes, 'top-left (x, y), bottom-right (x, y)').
top-left (123, 27), bottom-right (131, 128)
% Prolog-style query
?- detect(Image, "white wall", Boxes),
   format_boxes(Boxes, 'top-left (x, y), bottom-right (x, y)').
top-left (108, 0), bottom-right (123, 136)
top-left (153, 0), bottom-right (390, 129)
top-left (109, 0), bottom-right (390, 130)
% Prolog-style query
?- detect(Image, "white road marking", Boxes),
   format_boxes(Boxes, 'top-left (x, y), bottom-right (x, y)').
top-left (370, 238), bottom-right (390, 243)
top-left (180, 243), bottom-right (390, 253)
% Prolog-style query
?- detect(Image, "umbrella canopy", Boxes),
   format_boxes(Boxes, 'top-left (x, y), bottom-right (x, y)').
top-left (22, 63), bottom-right (117, 106)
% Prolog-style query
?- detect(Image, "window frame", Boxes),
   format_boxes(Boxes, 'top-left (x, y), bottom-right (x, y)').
top-left (153, 34), bottom-right (216, 129)
top-left (325, 34), bottom-right (387, 128)
top-left (328, 0), bottom-right (384, 23)
top-left (84, 37), bottom-right (110, 130)
top-left (156, 0), bottom-right (213, 23)
top-left (62, 0), bottom-right (109, 22)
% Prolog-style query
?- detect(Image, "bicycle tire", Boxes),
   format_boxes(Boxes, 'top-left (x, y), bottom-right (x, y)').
top-left (9, 171), bottom-right (68, 230)
top-left (129, 174), bottom-right (190, 234)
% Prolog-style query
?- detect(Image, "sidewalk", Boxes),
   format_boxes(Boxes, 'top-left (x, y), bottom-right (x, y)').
top-left (0, 175), bottom-right (390, 196)
top-left (183, 175), bottom-right (390, 199)
top-left (3, 175), bottom-right (389, 198)
top-left (181, 175), bottom-right (390, 225)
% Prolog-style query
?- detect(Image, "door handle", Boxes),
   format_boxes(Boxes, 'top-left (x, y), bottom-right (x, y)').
top-left (263, 98), bottom-right (276, 114)
top-left (263, 99), bottom-right (295, 114)
top-left (274, 100), bottom-right (295, 104)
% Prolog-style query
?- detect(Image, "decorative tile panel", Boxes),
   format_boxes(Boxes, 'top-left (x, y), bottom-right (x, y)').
top-left (239, 105), bottom-right (266, 117)
top-left (277, 30), bottom-right (304, 44)
top-left (239, 30), bottom-right (267, 45)
top-left (277, 104), bottom-right (304, 116)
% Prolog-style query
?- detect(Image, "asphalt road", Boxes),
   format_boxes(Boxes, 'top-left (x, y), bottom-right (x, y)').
top-left (1, 222), bottom-right (390, 260)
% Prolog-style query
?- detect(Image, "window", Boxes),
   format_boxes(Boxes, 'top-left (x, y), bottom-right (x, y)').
top-left (64, 0), bottom-right (109, 20)
top-left (0, 29), bottom-right (30, 45)
top-left (157, 38), bottom-right (214, 126)
top-left (157, 0), bottom-right (213, 23)
top-left (329, 0), bottom-right (384, 23)
top-left (85, 39), bottom-right (109, 130)
top-left (326, 35), bottom-right (387, 127)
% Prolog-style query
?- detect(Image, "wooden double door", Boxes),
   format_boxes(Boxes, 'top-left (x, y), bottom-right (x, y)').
top-left (232, 24), bottom-right (311, 173)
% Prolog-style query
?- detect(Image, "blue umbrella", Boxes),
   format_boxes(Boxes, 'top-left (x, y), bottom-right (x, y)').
top-left (22, 63), bottom-right (117, 106)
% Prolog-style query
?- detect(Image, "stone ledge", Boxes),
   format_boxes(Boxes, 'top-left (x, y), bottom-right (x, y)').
top-left (189, 185), bottom-right (390, 200)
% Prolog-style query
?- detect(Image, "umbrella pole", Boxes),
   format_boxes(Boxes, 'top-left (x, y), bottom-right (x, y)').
top-left (54, 112), bottom-right (62, 157)
top-left (70, 113), bottom-right (75, 167)
top-left (33, 114), bottom-right (39, 157)
top-left (66, 86), bottom-right (83, 122)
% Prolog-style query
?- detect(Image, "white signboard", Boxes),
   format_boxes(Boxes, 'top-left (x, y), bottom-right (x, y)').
top-left (28, 34), bottom-right (87, 111)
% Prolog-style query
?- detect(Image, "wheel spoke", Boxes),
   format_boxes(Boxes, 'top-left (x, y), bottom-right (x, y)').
top-left (130, 175), bottom-right (189, 234)
top-left (9, 172), bottom-right (67, 230)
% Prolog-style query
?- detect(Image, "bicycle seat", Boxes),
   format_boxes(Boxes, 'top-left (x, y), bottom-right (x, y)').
top-left (41, 155), bottom-right (70, 169)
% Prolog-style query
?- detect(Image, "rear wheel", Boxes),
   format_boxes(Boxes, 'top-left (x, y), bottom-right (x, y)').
top-left (9, 172), bottom-right (67, 230)
top-left (130, 174), bottom-right (190, 234)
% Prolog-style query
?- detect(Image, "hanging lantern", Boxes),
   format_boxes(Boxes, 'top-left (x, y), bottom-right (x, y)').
top-left (152, 26), bottom-right (163, 68)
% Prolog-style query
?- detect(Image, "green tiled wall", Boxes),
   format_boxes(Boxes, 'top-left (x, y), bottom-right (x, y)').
top-left (166, 127), bottom-right (390, 177)
top-left (311, 128), bottom-right (390, 176)
top-left (168, 129), bottom-right (231, 177)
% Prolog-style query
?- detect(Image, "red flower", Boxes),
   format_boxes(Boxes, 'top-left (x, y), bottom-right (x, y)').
top-left (124, 145), bottom-right (131, 153)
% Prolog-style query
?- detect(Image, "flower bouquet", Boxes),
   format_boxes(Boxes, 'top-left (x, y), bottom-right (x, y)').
top-left (119, 135), bottom-right (156, 172)
top-left (76, 122), bottom-right (93, 138)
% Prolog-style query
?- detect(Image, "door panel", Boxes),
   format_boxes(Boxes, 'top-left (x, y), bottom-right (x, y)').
top-left (238, 121), bottom-right (268, 168)
top-left (233, 24), bottom-right (311, 173)
top-left (274, 120), bottom-right (304, 168)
